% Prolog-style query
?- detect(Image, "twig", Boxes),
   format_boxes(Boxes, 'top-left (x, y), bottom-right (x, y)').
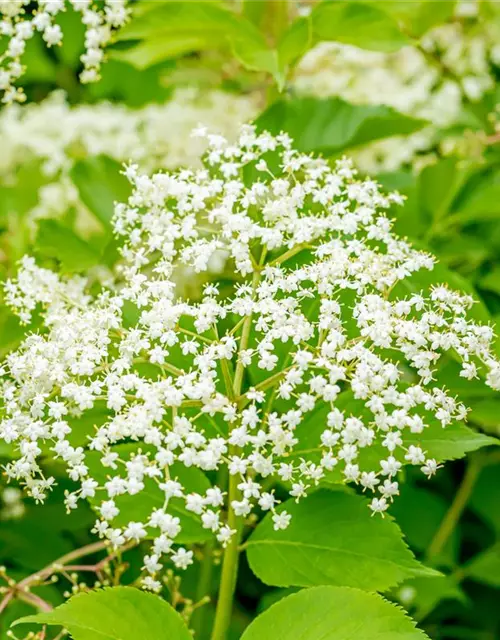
top-left (17, 591), bottom-right (53, 612)
top-left (0, 540), bottom-right (135, 616)
top-left (0, 590), bottom-right (14, 615)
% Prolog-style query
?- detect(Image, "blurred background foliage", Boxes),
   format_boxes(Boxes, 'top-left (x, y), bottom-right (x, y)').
top-left (1, 1), bottom-right (500, 639)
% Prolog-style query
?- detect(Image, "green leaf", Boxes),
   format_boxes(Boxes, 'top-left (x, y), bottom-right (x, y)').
top-left (231, 39), bottom-right (283, 91)
top-left (85, 59), bottom-right (171, 107)
top-left (405, 421), bottom-right (497, 462)
top-left (110, 34), bottom-right (213, 69)
top-left (469, 398), bottom-right (500, 435)
top-left (418, 158), bottom-right (474, 225)
top-left (450, 168), bottom-right (500, 226)
top-left (395, 575), bottom-right (466, 621)
top-left (56, 7), bottom-right (86, 67)
top-left (311, 1), bottom-right (411, 52)
top-left (277, 16), bottom-right (312, 70)
top-left (246, 489), bottom-right (436, 590)
top-left (115, 1), bottom-right (285, 87)
top-left (380, 1), bottom-right (457, 38)
top-left (85, 443), bottom-right (213, 543)
top-left (35, 220), bottom-right (101, 272)
top-left (290, 395), bottom-right (496, 483)
top-left (0, 519), bottom-right (72, 571)
top-left (463, 543), bottom-right (500, 587)
top-left (70, 155), bottom-right (131, 232)
top-left (0, 161), bottom-right (47, 220)
top-left (15, 586), bottom-right (191, 640)
top-left (256, 97), bottom-right (427, 155)
top-left (390, 485), bottom-right (458, 567)
top-left (241, 586), bottom-right (429, 640)
top-left (21, 36), bottom-right (57, 83)
top-left (393, 258), bottom-right (492, 325)
top-left (479, 266), bottom-right (500, 296)
top-left (469, 464), bottom-right (500, 532)
top-left (116, 1), bottom-right (229, 41)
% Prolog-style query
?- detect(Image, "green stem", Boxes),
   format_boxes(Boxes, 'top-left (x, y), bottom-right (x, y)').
top-left (243, 0), bottom-right (289, 46)
top-left (211, 254), bottom-right (263, 640)
top-left (267, 0), bottom-right (289, 45)
top-left (191, 541), bottom-right (215, 637)
top-left (210, 474), bottom-right (244, 640)
top-left (426, 456), bottom-right (482, 561)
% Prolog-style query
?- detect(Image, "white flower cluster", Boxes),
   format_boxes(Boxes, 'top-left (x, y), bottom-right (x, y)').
top-left (0, 0), bottom-right (129, 104)
top-left (294, 9), bottom-right (499, 172)
top-left (0, 89), bottom-right (258, 233)
top-left (1, 126), bottom-right (499, 589)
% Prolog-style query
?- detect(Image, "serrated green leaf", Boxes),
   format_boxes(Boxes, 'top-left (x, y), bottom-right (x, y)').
top-left (241, 586), bottom-right (429, 640)
top-left (246, 489), bottom-right (436, 590)
top-left (404, 421), bottom-right (497, 462)
top-left (256, 97), bottom-right (427, 155)
top-left (15, 586), bottom-right (191, 640)
top-left (70, 155), bottom-right (131, 232)
top-left (311, 1), bottom-right (410, 52)
top-left (35, 219), bottom-right (101, 272)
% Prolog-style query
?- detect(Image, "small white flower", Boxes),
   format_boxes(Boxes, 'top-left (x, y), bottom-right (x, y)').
top-left (272, 511), bottom-right (291, 530)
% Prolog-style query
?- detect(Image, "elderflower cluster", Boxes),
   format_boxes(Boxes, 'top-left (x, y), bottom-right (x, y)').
top-left (0, 0), bottom-right (129, 104)
top-left (294, 6), bottom-right (499, 172)
top-left (0, 89), bottom-right (258, 236)
top-left (1, 126), bottom-right (499, 589)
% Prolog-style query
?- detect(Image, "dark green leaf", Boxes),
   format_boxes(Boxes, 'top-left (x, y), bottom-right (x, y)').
top-left (390, 485), bottom-right (459, 567)
top-left (256, 97), bottom-right (427, 155)
top-left (418, 158), bottom-right (474, 225)
top-left (396, 575), bottom-right (466, 621)
top-left (469, 464), bottom-right (500, 532)
top-left (70, 156), bottom-right (131, 231)
top-left (463, 543), bottom-right (500, 587)
top-left (35, 220), bottom-right (101, 272)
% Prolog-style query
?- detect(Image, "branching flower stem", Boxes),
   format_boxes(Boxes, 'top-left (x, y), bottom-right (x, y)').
top-left (211, 258), bottom-right (263, 640)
